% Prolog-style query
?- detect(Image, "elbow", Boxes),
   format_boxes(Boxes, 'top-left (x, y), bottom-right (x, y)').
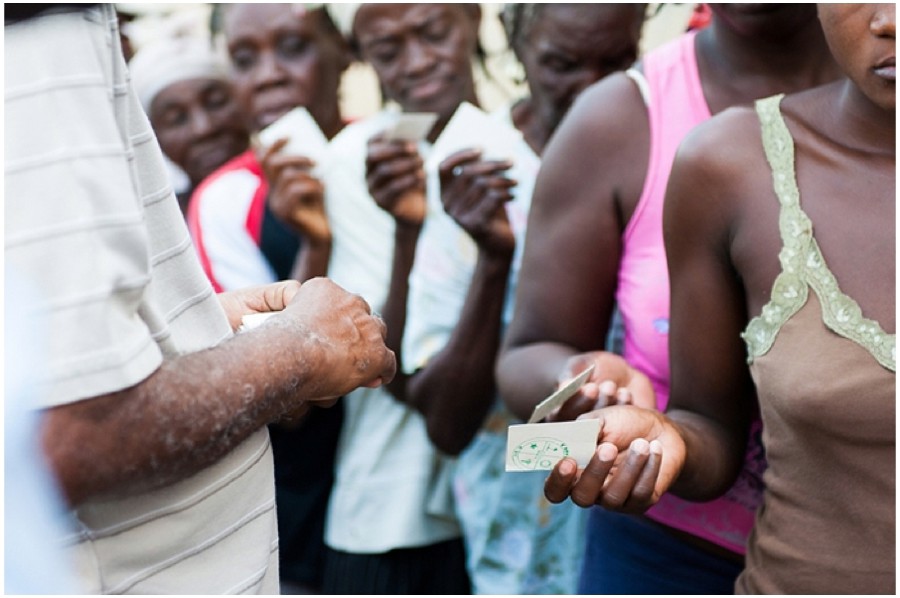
top-left (425, 415), bottom-right (478, 457)
top-left (427, 425), bottom-right (475, 457)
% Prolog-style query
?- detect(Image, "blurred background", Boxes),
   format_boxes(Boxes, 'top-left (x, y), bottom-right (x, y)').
top-left (117, 3), bottom-right (698, 120)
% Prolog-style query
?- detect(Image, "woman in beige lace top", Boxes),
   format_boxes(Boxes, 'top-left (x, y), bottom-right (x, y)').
top-left (541, 4), bottom-right (895, 593)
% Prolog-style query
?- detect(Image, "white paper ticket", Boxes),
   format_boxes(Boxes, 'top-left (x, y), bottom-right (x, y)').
top-left (238, 311), bottom-right (278, 332)
top-left (527, 364), bottom-right (595, 424)
top-left (382, 112), bottom-right (438, 141)
top-left (505, 418), bottom-right (601, 472)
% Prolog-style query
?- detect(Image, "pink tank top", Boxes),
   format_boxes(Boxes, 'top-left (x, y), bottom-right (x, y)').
top-left (617, 32), bottom-right (764, 555)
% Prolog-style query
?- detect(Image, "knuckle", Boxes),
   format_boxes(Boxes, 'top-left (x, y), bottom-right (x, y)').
top-left (570, 488), bottom-right (597, 509)
top-left (600, 488), bottom-right (628, 509)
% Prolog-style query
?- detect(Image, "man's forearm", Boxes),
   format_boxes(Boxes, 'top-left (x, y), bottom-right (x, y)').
top-left (42, 319), bottom-right (322, 506)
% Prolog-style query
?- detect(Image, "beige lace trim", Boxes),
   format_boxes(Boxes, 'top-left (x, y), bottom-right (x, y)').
top-left (742, 95), bottom-right (895, 372)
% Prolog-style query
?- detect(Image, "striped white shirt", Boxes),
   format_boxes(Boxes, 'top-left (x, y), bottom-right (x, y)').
top-left (5, 5), bottom-right (278, 593)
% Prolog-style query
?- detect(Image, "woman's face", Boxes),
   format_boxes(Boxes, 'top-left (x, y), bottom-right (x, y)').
top-left (353, 3), bottom-right (480, 119)
top-left (515, 4), bottom-right (643, 134)
top-left (224, 4), bottom-right (349, 132)
top-left (150, 77), bottom-right (249, 186)
top-left (818, 3), bottom-right (895, 110)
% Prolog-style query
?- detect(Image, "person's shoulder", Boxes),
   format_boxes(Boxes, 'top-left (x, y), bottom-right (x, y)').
top-left (666, 103), bottom-right (770, 226)
top-left (566, 71), bottom-right (648, 133)
top-left (675, 104), bottom-right (763, 174)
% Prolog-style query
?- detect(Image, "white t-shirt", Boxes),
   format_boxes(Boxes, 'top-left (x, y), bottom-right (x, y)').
top-left (321, 112), bottom-right (461, 553)
top-left (5, 6), bottom-right (278, 593)
top-left (401, 106), bottom-right (589, 594)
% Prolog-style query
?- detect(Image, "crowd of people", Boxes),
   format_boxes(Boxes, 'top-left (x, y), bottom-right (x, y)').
top-left (4, 2), bottom-right (895, 596)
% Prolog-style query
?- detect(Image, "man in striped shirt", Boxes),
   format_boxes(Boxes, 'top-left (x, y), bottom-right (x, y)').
top-left (4, 5), bottom-right (395, 593)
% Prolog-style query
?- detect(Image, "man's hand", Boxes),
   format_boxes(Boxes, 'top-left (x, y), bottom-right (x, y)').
top-left (218, 280), bottom-right (301, 331)
top-left (282, 277), bottom-right (397, 396)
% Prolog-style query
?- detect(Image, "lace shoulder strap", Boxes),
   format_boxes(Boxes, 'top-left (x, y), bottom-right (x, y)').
top-left (742, 95), bottom-right (895, 372)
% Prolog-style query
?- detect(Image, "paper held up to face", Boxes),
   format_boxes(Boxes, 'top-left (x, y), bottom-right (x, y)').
top-left (381, 112), bottom-right (438, 142)
top-left (527, 364), bottom-right (595, 424)
top-left (506, 418), bottom-right (601, 471)
top-left (257, 107), bottom-right (330, 171)
top-left (425, 102), bottom-right (525, 172)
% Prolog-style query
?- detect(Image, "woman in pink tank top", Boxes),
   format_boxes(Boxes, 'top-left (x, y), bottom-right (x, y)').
top-left (498, 5), bottom-right (840, 593)
top-left (539, 4), bottom-right (895, 594)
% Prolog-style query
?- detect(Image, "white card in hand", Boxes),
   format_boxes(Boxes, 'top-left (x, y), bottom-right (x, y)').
top-left (527, 364), bottom-right (596, 424)
top-left (257, 107), bottom-right (329, 169)
top-left (382, 112), bottom-right (438, 141)
top-left (238, 311), bottom-right (279, 333)
top-left (506, 418), bottom-right (601, 471)
top-left (425, 102), bottom-right (524, 171)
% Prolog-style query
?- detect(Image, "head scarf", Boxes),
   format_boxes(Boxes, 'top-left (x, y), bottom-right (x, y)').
top-left (129, 36), bottom-right (229, 112)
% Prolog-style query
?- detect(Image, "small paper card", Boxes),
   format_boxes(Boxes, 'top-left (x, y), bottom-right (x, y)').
top-left (506, 418), bottom-right (601, 471)
top-left (527, 365), bottom-right (595, 424)
top-left (257, 107), bottom-right (329, 169)
top-left (382, 112), bottom-right (438, 141)
top-left (425, 102), bottom-right (524, 172)
top-left (238, 311), bottom-right (278, 333)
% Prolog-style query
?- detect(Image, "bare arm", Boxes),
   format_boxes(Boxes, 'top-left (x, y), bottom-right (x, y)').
top-left (543, 112), bottom-right (760, 509)
top-left (43, 277), bottom-right (395, 506)
top-left (260, 139), bottom-right (333, 282)
top-left (363, 134), bottom-right (426, 401)
top-left (662, 113), bottom-right (758, 500)
top-left (497, 74), bottom-right (649, 421)
top-left (404, 149), bottom-right (516, 454)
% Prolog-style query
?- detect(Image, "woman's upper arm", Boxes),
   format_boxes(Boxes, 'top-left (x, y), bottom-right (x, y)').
top-left (663, 114), bottom-right (759, 479)
top-left (498, 74), bottom-right (649, 417)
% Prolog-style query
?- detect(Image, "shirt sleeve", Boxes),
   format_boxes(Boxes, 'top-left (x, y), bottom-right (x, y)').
top-left (4, 9), bottom-right (163, 407)
top-left (188, 171), bottom-right (278, 292)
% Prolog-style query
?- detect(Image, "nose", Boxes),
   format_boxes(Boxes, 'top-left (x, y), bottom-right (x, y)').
top-left (189, 107), bottom-right (214, 138)
top-left (404, 40), bottom-right (434, 77)
top-left (253, 50), bottom-right (288, 89)
top-left (871, 4), bottom-right (896, 38)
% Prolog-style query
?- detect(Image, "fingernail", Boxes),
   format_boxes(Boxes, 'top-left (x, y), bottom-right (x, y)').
top-left (650, 439), bottom-right (663, 455)
top-left (631, 438), bottom-right (650, 455)
top-left (559, 459), bottom-right (575, 475)
top-left (599, 380), bottom-right (617, 396)
top-left (598, 444), bottom-right (617, 462)
top-left (616, 388), bottom-right (631, 404)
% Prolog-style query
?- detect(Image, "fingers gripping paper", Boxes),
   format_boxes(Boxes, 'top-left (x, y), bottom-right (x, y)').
top-left (506, 365), bottom-right (599, 472)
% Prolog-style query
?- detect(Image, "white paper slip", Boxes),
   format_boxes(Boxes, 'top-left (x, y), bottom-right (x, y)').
top-left (382, 112), bottom-right (438, 141)
top-left (238, 311), bottom-right (279, 333)
top-left (425, 101), bottom-right (525, 172)
top-left (527, 364), bottom-right (595, 424)
top-left (257, 107), bottom-right (330, 170)
top-left (506, 418), bottom-right (601, 472)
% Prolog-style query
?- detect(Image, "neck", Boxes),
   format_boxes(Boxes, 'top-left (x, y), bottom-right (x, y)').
top-left (697, 19), bottom-right (842, 112)
top-left (510, 97), bottom-right (551, 156)
top-left (836, 80), bottom-right (896, 155)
